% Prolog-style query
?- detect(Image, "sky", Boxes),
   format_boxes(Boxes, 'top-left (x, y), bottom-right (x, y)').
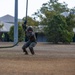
top-left (0, 0), bottom-right (75, 19)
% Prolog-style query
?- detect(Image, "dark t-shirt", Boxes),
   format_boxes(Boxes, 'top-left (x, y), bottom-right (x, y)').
top-left (26, 31), bottom-right (36, 42)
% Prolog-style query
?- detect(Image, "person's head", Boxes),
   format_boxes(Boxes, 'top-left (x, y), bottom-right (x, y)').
top-left (26, 26), bottom-right (33, 37)
top-left (27, 26), bottom-right (33, 32)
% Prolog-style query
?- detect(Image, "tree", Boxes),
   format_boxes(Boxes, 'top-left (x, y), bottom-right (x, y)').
top-left (66, 12), bottom-right (75, 31)
top-left (9, 23), bottom-right (24, 42)
top-left (34, 0), bottom-right (69, 24)
top-left (22, 16), bottom-right (39, 26)
top-left (45, 14), bottom-right (74, 43)
top-left (34, 0), bottom-right (75, 43)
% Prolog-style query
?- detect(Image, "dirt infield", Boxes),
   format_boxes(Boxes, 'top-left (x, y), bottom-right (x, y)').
top-left (0, 42), bottom-right (75, 75)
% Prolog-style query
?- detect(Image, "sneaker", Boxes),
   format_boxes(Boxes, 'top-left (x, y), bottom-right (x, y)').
top-left (25, 52), bottom-right (28, 55)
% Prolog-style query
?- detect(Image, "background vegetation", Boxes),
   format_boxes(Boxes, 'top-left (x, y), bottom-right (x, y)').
top-left (9, 0), bottom-right (75, 43)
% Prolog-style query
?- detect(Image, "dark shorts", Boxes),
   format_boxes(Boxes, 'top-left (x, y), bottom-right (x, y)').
top-left (22, 41), bottom-right (37, 49)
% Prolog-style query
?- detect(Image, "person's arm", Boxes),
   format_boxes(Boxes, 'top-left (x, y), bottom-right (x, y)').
top-left (22, 21), bottom-right (27, 31)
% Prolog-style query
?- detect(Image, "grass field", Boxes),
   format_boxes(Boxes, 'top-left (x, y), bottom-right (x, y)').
top-left (0, 42), bottom-right (75, 75)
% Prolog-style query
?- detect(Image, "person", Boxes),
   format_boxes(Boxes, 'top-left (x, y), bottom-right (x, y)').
top-left (22, 26), bottom-right (37, 55)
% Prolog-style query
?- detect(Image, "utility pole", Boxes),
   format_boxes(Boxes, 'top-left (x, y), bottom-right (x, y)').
top-left (25, 0), bottom-right (28, 42)
top-left (14, 0), bottom-right (18, 44)
top-left (26, 0), bottom-right (28, 21)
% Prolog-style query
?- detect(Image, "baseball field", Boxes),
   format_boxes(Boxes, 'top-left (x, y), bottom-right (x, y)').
top-left (0, 42), bottom-right (75, 75)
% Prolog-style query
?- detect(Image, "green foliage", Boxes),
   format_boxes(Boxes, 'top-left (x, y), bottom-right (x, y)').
top-left (34, 0), bottom-right (69, 24)
top-left (34, 0), bottom-right (75, 44)
top-left (22, 16), bottom-right (39, 26)
top-left (66, 13), bottom-right (75, 31)
top-left (9, 24), bottom-right (24, 42)
top-left (44, 14), bottom-right (74, 43)
top-left (61, 30), bottom-right (74, 43)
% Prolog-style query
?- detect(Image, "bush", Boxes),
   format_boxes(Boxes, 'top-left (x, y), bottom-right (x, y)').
top-left (9, 25), bottom-right (25, 42)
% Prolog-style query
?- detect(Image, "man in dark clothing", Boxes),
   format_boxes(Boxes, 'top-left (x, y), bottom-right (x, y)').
top-left (22, 26), bottom-right (37, 55)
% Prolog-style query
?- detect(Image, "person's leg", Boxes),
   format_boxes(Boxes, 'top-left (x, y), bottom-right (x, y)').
top-left (22, 41), bottom-right (30, 55)
top-left (29, 47), bottom-right (34, 55)
top-left (29, 42), bottom-right (37, 55)
top-left (22, 46), bottom-right (28, 55)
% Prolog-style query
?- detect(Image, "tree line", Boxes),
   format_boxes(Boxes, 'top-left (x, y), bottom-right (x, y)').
top-left (9, 0), bottom-right (75, 43)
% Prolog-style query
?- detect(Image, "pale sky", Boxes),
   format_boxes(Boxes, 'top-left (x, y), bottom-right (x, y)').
top-left (0, 0), bottom-right (75, 19)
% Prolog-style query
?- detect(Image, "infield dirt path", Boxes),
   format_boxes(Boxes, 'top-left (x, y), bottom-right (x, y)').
top-left (0, 42), bottom-right (75, 75)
